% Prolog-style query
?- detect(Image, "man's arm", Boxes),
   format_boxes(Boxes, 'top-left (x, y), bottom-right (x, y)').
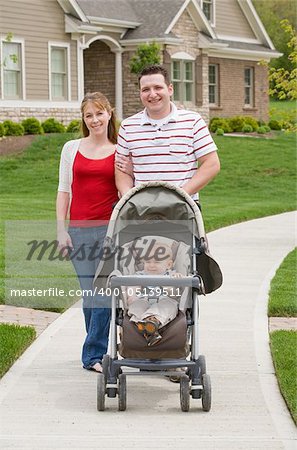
top-left (182, 151), bottom-right (220, 196)
top-left (115, 166), bottom-right (134, 197)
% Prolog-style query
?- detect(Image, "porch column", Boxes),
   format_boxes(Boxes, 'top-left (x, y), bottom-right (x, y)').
top-left (114, 49), bottom-right (123, 120)
top-left (76, 37), bottom-right (85, 101)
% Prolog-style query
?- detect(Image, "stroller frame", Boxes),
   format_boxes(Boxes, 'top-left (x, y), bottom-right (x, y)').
top-left (94, 182), bottom-right (222, 412)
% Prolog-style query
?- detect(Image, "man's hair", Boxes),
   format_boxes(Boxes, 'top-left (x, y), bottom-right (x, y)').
top-left (138, 65), bottom-right (171, 86)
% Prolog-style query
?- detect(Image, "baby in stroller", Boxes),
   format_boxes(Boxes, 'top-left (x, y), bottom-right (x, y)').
top-left (127, 241), bottom-right (183, 346)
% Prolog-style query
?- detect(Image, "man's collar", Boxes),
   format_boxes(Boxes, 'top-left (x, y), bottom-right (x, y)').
top-left (140, 102), bottom-right (178, 126)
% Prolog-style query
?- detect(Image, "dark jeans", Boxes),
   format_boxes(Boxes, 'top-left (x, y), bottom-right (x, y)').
top-left (68, 225), bottom-right (111, 369)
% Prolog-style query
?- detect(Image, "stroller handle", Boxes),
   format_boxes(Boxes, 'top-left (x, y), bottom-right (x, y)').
top-left (110, 275), bottom-right (202, 289)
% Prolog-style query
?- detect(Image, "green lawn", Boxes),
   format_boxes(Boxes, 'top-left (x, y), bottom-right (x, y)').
top-left (268, 248), bottom-right (297, 317)
top-left (270, 330), bottom-right (297, 425)
top-left (0, 323), bottom-right (36, 378)
top-left (268, 246), bottom-right (297, 424)
top-left (269, 99), bottom-right (297, 124)
top-left (201, 131), bottom-right (296, 231)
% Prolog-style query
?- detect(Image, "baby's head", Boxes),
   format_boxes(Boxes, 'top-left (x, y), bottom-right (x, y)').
top-left (142, 242), bottom-right (173, 275)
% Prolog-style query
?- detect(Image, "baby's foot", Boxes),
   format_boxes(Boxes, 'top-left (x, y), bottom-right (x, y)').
top-left (147, 332), bottom-right (162, 347)
top-left (136, 316), bottom-right (160, 335)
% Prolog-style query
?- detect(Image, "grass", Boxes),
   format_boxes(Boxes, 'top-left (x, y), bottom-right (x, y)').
top-left (270, 330), bottom-right (297, 425)
top-left (268, 248), bottom-right (297, 317)
top-left (269, 99), bottom-right (297, 124)
top-left (0, 133), bottom-right (74, 308)
top-left (268, 245), bottom-right (297, 424)
top-left (0, 322), bottom-right (36, 378)
top-left (200, 131), bottom-right (296, 231)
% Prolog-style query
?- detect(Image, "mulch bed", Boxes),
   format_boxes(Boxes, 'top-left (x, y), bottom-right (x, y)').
top-left (0, 135), bottom-right (37, 156)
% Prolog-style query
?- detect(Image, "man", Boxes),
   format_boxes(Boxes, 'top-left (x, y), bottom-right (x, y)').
top-left (115, 64), bottom-right (220, 199)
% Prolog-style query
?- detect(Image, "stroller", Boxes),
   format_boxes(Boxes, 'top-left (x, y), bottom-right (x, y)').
top-left (94, 182), bottom-right (222, 412)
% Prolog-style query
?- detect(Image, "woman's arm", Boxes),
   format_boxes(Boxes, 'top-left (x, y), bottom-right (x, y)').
top-left (56, 191), bottom-right (73, 255)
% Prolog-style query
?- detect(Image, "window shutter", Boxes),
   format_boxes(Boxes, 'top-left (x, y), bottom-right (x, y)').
top-left (163, 49), bottom-right (171, 80)
top-left (195, 55), bottom-right (203, 106)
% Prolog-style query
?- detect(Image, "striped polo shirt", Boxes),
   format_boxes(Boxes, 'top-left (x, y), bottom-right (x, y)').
top-left (116, 103), bottom-right (217, 194)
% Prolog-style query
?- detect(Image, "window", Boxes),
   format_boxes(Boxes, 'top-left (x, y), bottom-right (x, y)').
top-left (172, 60), bottom-right (194, 103)
top-left (244, 67), bottom-right (254, 106)
top-left (209, 64), bottom-right (219, 105)
top-left (202, 0), bottom-right (214, 24)
top-left (2, 41), bottom-right (22, 99)
top-left (50, 45), bottom-right (69, 100)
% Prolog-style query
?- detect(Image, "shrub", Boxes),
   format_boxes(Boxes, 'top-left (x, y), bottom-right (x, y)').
top-left (228, 116), bottom-right (246, 132)
top-left (242, 116), bottom-right (258, 131)
top-left (281, 121), bottom-right (292, 130)
top-left (216, 128), bottom-right (224, 136)
top-left (257, 126), bottom-right (267, 134)
top-left (0, 123), bottom-right (4, 137)
top-left (269, 119), bottom-right (282, 130)
top-left (242, 124), bottom-right (253, 133)
top-left (21, 117), bottom-right (43, 135)
top-left (42, 118), bottom-right (65, 133)
top-left (3, 120), bottom-right (24, 136)
top-left (66, 119), bottom-right (81, 133)
top-left (209, 118), bottom-right (232, 133)
top-left (263, 125), bottom-right (271, 132)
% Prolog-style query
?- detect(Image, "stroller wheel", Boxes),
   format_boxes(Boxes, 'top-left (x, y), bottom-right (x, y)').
top-left (201, 374), bottom-right (211, 412)
top-left (180, 374), bottom-right (190, 412)
top-left (118, 373), bottom-right (127, 411)
top-left (97, 373), bottom-right (106, 411)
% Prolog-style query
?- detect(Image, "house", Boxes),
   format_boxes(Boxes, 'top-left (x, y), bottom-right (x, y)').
top-left (0, 0), bottom-right (281, 124)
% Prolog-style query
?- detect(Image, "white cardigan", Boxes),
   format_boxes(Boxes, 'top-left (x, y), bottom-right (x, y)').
top-left (58, 138), bottom-right (82, 195)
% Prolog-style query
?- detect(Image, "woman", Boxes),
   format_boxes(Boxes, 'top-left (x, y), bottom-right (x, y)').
top-left (56, 92), bottom-right (131, 372)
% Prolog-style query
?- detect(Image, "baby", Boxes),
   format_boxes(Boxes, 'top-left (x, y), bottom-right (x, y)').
top-left (127, 242), bottom-right (183, 346)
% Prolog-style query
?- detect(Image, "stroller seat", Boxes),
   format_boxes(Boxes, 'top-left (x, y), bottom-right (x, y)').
top-left (117, 235), bottom-right (191, 359)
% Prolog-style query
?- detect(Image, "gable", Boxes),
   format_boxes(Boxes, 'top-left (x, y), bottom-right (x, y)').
top-left (215, 0), bottom-right (257, 41)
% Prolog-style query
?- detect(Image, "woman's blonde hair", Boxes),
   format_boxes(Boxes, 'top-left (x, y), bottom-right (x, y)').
top-left (80, 92), bottom-right (117, 144)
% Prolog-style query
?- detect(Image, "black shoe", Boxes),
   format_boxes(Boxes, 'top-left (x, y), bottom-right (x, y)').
top-left (147, 332), bottom-right (162, 346)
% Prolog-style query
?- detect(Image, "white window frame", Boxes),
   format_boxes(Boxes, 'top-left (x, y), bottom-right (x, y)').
top-left (201, 0), bottom-right (216, 27)
top-left (244, 67), bottom-right (254, 107)
top-left (208, 63), bottom-right (219, 106)
top-left (171, 55), bottom-right (195, 105)
top-left (48, 42), bottom-right (71, 101)
top-left (0, 37), bottom-right (26, 100)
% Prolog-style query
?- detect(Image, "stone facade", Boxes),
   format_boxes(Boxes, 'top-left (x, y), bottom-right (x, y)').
top-left (122, 50), bottom-right (143, 118)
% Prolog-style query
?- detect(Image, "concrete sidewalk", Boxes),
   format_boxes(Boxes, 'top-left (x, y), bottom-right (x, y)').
top-left (0, 212), bottom-right (296, 450)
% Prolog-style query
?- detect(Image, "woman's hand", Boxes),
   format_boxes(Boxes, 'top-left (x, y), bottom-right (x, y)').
top-left (57, 230), bottom-right (73, 257)
top-left (116, 154), bottom-right (134, 177)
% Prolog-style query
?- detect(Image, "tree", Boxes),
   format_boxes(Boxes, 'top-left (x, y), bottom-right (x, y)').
top-left (129, 42), bottom-right (161, 75)
top-left (269, 20), bottom-right (297, 100)
top-left (253, 0), bottom-right (296, 72)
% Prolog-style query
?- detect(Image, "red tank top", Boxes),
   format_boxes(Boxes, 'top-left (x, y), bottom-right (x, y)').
top-left (70, 151), bottom-right (118, 224)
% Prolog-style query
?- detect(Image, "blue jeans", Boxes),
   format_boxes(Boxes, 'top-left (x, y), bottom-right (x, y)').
top-left (68, 225), bottom-right (111, 369)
